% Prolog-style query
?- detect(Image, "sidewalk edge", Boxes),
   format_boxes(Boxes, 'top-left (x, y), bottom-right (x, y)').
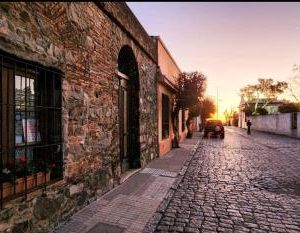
top-left (142, 137), bottom-right (202, 233)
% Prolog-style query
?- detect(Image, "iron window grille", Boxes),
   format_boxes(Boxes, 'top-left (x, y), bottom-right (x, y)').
top-left (0, 50), bottom-right (63, 209)
top-left (162, 94), bottom-right (170, 139)
top-left (182, 109), bottom-right (185, 131)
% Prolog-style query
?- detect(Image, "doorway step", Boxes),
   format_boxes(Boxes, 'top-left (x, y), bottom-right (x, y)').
top-left (120, 168), bottom-right (141, 184)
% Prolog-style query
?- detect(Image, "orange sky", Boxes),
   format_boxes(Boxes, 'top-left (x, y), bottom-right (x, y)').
top-left (128, 2), bottom-right (300, 120)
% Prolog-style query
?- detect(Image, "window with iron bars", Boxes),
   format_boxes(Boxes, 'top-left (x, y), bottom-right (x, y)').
top-left (182, 109), bottom-right (185, 131)
top-left (0, 50), bottom-right (63, 208)
top-left (162, 94), bottom-right (170, 139)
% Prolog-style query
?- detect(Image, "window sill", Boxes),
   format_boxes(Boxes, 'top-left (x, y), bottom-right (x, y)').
top-left (1, 173), bottom-right (64, 204)
top-left (161, 136), bottom-right (170, 141)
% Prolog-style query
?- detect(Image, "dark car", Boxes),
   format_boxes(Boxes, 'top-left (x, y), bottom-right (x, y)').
top-left (203, 119), bottom-right (225, 139)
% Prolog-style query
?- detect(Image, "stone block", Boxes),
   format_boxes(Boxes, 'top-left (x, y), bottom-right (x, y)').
top-left (33, 196), bottom-right (60, 220)
top-left (69, 183), bottom-right (84, 196)
top-left (0, 223), bottom-right (12, 232)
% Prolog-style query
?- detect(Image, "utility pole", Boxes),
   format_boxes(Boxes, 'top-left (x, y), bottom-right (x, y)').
top-left (216, 88), bottom-right (218, 120)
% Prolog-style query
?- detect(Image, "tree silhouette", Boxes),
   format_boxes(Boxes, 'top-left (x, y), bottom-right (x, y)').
top-left (171, 71), bottom-right (206, 146)
top-left (288, 64), bottom-right (300, 103)
top-left (278, 103), bottom-right (300, 113)
top-left (224, 107), bottom-right (235, 126)
top-left (199, 97), bottom-right (216, 125)
top-left (240, 78), bottom-right (288, 114)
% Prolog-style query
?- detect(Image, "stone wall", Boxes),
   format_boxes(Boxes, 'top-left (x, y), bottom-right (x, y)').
top-left (0, 2), bottom-right (158, 232)
top-left (95, 2), bottom-right (156, 62)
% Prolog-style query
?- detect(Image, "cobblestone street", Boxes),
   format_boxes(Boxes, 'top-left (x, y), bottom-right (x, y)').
top-left (153, 127), bottom-right (300, 233)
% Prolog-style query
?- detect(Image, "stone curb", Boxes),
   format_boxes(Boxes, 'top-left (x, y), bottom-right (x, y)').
top-left (142, 137), bottom-right (203, 233)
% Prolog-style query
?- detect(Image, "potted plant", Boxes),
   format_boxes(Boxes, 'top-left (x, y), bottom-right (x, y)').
top-left (1, 164), bottom-right (35, 198)
top-left (35, 160), bottom-right (53, 186)
top-left (13, 158), bottom-right (37, 194)
top-left (1, 158), bottom-right (54, 199)
top-left (1, 169), bottom-right (15, 199)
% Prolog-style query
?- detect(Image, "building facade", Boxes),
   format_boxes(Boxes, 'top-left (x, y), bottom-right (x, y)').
top-left (238, 96), bottom-right (289, 128)
top-left (0, 2), bottom-right (158, 232)
top-left (152, 37), bottom-right (187, 156)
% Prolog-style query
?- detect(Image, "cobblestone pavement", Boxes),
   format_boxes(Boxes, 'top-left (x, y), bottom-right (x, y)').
top-left (153, 127), bottom-right (300, 233)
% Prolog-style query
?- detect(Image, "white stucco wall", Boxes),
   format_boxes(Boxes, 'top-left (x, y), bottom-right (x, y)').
top-left (277, 113), bottom-right (292, 135)
top-left (249, 115), bottom-right (277, 133)
top-left (248, 113), bottom-right (300, 138)
top-left (157, 38), bottom-right (181, 85)
top-left (238, 111), bottom-right (247, 128)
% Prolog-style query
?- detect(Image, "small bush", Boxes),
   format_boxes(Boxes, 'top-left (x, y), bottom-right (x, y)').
top-left (278, 103), bottom-right (300, 113)
top-left (255, 107), bottom-right (268, 115)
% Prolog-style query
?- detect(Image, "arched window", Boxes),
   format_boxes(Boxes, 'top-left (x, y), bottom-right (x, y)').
top-left (182, 109), bottom-right (185, 131)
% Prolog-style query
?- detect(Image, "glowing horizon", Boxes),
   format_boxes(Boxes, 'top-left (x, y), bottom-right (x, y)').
top-left (127, 2), bottom-right (300, 120)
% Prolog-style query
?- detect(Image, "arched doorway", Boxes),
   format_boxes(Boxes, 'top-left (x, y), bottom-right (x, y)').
top-left (117, 46), bottom-right (140, 173)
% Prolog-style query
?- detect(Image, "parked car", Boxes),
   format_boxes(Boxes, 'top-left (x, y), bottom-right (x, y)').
top-left (203, 119), bottom-right (225, 139)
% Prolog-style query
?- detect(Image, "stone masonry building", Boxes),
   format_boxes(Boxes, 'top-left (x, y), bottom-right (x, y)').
top-left (0, 2), bottom-right (159, 232)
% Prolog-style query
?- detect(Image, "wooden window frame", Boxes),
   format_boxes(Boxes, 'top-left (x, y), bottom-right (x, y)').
top-left (182, 109), bottom-right (185, 131)
top-left (0, 50), bottom-right (63, 208)
top-left (162, 94), bottom-right (170, 139)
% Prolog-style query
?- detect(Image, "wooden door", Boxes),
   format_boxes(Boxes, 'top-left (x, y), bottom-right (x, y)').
top-left (119, 76), bottom-right (129, 172)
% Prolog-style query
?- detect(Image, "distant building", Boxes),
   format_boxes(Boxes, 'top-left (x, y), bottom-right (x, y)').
top-left (238, 96), bottom-right (289, 128)
top-left (152, 36), bottom-right (188, 156)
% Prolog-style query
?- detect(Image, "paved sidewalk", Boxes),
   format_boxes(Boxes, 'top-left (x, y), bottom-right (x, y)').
top-left (52, 133), bottom-right (201, 233)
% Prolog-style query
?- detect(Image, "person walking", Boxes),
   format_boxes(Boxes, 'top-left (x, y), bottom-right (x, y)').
top-left (247, 119), bottom-right (252, 135)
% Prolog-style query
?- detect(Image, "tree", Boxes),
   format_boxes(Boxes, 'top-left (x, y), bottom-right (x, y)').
top-left (199, 97), bottom-right (216, 125)
top-left (243, 104), bottom-right (253, 117)
top-left (287, 64), bottom-right (300, 103)
top-left (240, 84), bottom-right (260, 112)
top-left (255, 107), bottom-right (268, 115)
top-left (232, 111), bottom-right (239, 126)
top-left (224, 108), bottom-right (235, 126)
top-left (240, 85), bottom-right (256, 103)
top-left (257, 78), bottom-right (288, 108)
top-left (240, 78), bottom-right (288, 114)
top-left (278, 103), bottom-right (300, 113)
top-left (172, 71), bottom-right (206, 146)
